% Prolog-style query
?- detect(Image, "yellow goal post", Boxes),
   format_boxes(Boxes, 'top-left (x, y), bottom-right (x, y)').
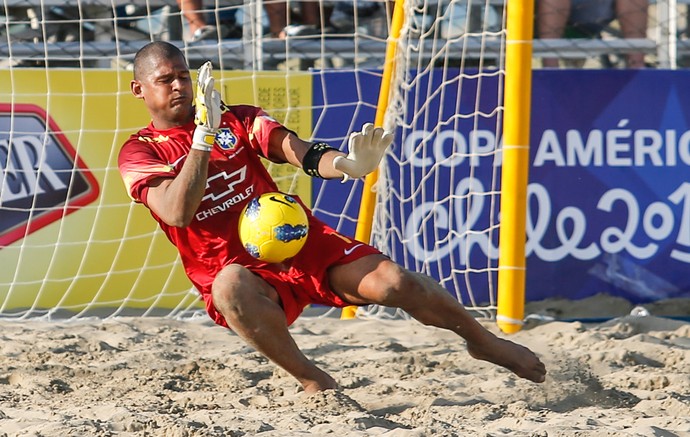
top-left (343, 0), bottom-right (536, 334)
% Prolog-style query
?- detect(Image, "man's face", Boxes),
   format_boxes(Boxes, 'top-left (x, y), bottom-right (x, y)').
top-left (132, 54), bottom-right (194, 128)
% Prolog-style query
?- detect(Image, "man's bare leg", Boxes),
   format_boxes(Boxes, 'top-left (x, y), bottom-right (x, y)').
top-left (402, 271), bottom-right (546, 382)
top-left (212, 264), bottom-right (337, 394)
top-left (264, 1), bottom-right (288, 37)
top-left (616, 0), bottom-right (648, 68)
top-left (177, 0), bottom-right (206, 35)
top-left (330, 256), bottom-right (547, 383)
top-left (536, 0), bottom-right (571, 68)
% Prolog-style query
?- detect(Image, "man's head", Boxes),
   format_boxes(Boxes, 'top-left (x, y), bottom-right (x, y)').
top-left (130, 41), bottom-right (194, 129)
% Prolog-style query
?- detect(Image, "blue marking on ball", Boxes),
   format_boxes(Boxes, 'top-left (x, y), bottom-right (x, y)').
top-left (244, 243), bottom-right (261, 258)
top-left (244, 197), bottom-right (261, 221)
top-left (274, 224), bottom-right (308, 243)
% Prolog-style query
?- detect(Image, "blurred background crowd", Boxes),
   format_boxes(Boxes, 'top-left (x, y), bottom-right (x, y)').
top-left (0, 0), bottom-right (683, 69)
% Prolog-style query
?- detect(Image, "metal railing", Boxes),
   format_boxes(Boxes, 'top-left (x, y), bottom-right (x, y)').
top-left (0, 0), bottom-right (686, 69)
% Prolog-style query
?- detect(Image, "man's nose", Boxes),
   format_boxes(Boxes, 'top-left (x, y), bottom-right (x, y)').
top-left (172, 77), bottom-right (186, 90)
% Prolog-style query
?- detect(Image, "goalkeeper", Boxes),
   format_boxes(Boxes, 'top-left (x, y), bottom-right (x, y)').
top-left (118, 42), bottom-right (546, 394)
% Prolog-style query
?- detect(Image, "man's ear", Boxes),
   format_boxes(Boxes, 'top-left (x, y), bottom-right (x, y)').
top-left (130, 80), bottom-right (144, 99)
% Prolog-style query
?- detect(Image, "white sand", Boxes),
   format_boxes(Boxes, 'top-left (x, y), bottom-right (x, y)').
top-left (0, 297), bottom-right (688, 436)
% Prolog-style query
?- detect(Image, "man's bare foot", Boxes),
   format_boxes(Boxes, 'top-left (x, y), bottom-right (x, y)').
top-left (298, 369), bottom-right (339, 395)
top-left (467, 333), bottom-right (547, 383)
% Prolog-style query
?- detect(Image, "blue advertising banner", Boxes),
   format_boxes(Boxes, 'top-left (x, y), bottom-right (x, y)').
top-left (312, 69), bottom-right (690, 304)
top-left (529, 70), bottom-right (690, 303)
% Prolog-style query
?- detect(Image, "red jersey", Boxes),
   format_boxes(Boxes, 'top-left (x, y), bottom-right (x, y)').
top-left (118, 104), bottom-right (300, 293)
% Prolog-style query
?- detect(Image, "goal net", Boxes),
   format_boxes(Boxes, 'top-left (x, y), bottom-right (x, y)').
top-left (0, 0), bottom-right (671, 320)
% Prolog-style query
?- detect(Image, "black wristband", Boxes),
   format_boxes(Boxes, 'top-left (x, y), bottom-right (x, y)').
top-left (302, 142), bottom-right (338, 178)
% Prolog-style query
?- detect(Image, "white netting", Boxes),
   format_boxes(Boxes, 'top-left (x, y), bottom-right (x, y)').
top-left (357, 0), bottom-right (506, 320)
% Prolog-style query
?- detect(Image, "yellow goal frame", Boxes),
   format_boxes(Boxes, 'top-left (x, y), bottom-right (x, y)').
top-left (343, 0), bottom-right (536, 333)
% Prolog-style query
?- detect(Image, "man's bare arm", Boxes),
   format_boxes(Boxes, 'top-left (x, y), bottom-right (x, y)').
top-left (268, 128), bottom-right (347, 180)
top-left (146, 150), bottom-right (210, 227)
top-left (146, 61), bottom-right (222, 228)
top-left (269, 124), bottom-right (393, 181)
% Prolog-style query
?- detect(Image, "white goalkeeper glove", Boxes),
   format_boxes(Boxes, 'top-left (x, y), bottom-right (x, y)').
top-left (333, 123), bottom-right (394, 182)
top-left (192, 61), bottom-right (222, 152)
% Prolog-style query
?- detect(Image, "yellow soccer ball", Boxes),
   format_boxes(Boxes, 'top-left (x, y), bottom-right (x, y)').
top-left (238, 192), bottom-right (309, 263)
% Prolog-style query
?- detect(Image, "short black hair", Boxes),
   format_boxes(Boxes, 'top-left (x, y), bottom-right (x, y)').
top-left (133, 41), bottom-right (186, 81)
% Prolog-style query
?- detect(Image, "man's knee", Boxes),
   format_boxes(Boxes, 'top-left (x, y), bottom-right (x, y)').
top-left (367, 261), bottom-right (421, 305)
top-left (211, 264), bottom-right (266, 314)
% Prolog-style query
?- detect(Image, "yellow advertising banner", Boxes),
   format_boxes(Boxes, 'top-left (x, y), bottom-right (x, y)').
top-left (0, 69), bottom-right (312, 315)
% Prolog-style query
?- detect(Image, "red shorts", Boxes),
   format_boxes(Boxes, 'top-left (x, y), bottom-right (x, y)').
top-left (203, 219), bottom-right (381, 327)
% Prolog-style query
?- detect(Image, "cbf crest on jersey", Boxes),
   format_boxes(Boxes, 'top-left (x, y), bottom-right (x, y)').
top-left (215, 128), bottom-right (238, 150)
top-left (0, 103), bottom-right (99, 246)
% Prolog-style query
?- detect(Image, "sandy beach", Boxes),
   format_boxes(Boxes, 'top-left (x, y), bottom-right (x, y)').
top-left (0, 296), bottom-right (688, 436)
